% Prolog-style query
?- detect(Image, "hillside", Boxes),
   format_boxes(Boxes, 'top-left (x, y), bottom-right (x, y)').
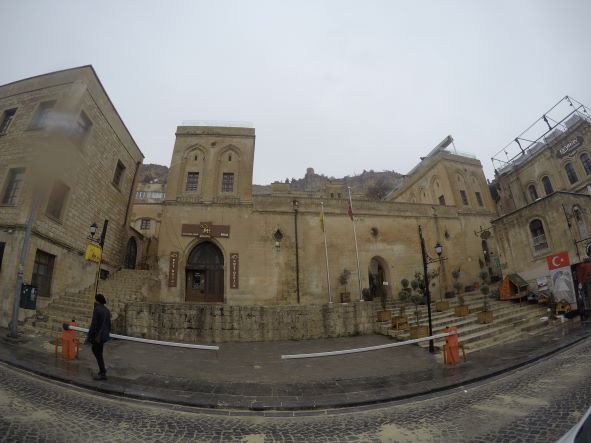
top-left (138, 163), bottom-right (403, 200)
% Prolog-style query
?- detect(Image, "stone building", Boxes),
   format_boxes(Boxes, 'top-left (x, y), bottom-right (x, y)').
top-left (151, 126), bottom-right (497, 307)
top-left (0, 66), bottom-right (143, 328)
top-left (489, 97), bottom-right (591, 309)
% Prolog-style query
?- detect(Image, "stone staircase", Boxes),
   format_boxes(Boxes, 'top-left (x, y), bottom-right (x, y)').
top-left (29, 269), bottom-right (160, 336)
top-left (376, 289), bottom-right (549, 354)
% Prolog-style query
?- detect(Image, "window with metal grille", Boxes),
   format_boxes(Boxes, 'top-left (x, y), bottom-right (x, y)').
top-left (565, 163), bottom-right (578, 184)
top-left (475, 191), bottom-right (484, 207)
top-left (438, 195), bottom-right (446, 205)
top-left (460, 190), bottom-right (468, 205)
top-left (30, 101), bottom-right (56, 130)
top-left (542, 176), bottom-right (554, 195)
top-left (581, 153), bottom-right (591, 176)
top-left (0, 108), bottom-right (17, 135)
top-left (46, 181), bottom-right (69, 220)
top-left (140, 219), bottom-right (150, 230)
top-left (528, 185), bottom-right (539, 202)
top-left (32, 250), bottom-right (55, 297)
top-left (2, 168), bottom-right (25, 205)
top-left (222, 173), bottom-right (234, 193)
top-left (112, 160), bottom-right (125, 188)
top-left (530, 219), bottom-right (548, 251)
top-left (186, 172), bottom-right (199, 191)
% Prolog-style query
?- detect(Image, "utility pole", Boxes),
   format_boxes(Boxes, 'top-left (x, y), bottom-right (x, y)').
top-left (292, 201), bottom-right (300, 304)
top-left (92, 220), bottom-right (109, 298)
top-left (10, 191), bottom-right (41, 338)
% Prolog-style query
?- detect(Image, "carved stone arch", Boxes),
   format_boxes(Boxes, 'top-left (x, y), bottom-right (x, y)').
top-left (218, 143), bottom-right (241, 160)
top-left (182, 143), bottom-right (207, 160)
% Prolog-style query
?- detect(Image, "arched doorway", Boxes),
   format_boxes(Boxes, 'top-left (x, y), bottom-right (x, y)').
top-left (185, 241), bottom-right (224, 302)
top-left (124, 237), bottom-right (137, 269)
top-left (368, 257), bottom-right (389, 301)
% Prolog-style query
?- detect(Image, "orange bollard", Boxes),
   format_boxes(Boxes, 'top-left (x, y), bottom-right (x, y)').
top-left (61, 320), bottom-right (79, 360)
top-left (443, 326), bottom-right (460, 365)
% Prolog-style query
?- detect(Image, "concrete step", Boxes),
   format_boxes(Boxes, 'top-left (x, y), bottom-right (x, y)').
top-left (464, 319), bottom-right (550, 352)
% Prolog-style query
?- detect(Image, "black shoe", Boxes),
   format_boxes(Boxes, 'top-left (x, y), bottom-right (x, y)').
top-left (93, 373), bottom-right (107, 381)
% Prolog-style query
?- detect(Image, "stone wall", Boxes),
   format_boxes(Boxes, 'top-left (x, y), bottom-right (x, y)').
top-left (123, 301), bottom-right (376, 343)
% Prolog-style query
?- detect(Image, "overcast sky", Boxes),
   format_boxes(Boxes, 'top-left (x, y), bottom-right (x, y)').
top-left (2, 0), bottom-right (590, 184)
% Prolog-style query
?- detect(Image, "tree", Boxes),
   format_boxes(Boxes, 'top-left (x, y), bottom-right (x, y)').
top-left (366, 178), bottom-right (392, 201)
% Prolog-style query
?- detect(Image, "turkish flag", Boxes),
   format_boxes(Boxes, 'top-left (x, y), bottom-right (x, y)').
top-left (547, 251), bottom-right (570, 270)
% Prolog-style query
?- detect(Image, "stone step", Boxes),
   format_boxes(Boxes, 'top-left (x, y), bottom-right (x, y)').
top-left (463, 319), bottom-right (550, 352)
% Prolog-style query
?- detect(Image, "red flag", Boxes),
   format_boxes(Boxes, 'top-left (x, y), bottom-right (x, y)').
top-left (347, 203), bottom-right (353, 220)
top-left (547, 251), bottom-right (570, 270)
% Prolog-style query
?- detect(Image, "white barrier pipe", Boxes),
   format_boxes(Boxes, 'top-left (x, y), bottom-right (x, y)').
top-left (65, 325), bottom-right (219, 351)
top-left (281, 331), bottom-right (456, 360)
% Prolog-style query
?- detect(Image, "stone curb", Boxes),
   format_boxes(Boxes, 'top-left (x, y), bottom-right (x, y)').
top-left (1, 330), bottom-right (590, 415)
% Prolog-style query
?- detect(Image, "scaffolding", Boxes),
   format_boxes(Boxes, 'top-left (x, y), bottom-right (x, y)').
top-left (491, 96), bottom-right (591, 175)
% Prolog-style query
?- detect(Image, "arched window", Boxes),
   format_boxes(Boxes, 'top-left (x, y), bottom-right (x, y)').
top-left (581, 153), bottom-right (591, 176)
top-left (565, 163), bottom-right (578, 184)
top-left (542, 176), bottom-right (554, 195)
top-left (528, 184), bottom-right (539, 202)
top-left (530, 219), bottom-right (548, 251)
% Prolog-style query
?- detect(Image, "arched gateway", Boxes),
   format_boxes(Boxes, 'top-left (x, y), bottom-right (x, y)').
top-left (185, 242), bottom-right (224, 302)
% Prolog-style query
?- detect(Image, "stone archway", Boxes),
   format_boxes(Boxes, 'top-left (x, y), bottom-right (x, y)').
top-left (185, 241), bottom-right (224, 302)
top-left (368, 256), bottom-right (390, 301)
top-left (124, 237), bottom-right (137, 269)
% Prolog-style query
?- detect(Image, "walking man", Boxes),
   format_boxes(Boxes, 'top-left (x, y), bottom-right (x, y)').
top-left (86, 293), bottom-right (111, 380)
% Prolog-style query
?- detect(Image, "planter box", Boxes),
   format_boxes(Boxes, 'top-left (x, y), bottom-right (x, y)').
top-left (340, 292), bottom-right (351, 303)
top-left (409, 325), bottom-right (429, 339)
top-left (377, 309), bottom-right (392, 322)
top-left (477, 311), bottom-right (494, 324)
top-left (444, 291), bottom-right (456, 299)
top-left (464, 285), bottom-right (475, 292)
top-left (392, 315), bottom-right (409, 330)
top-left (435, 300), bottom-right (449, 312)
top-left (454, 305), bottom-right (470, 317)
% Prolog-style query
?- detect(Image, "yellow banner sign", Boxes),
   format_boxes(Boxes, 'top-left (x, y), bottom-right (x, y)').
top-left (85, 243), bottom-right (102, 263)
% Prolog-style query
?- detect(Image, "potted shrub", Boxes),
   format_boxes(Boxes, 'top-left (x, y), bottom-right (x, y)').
top-left (454, 294), bottom-right (470, 317)
top-left (339, 269), bottom-right (351, 303)
top-left (409, 283), bottom-right (429, 338)
top-left (393, 278), bottom-right (410, 330)
top-left (477, 271), bottom-right (493, 324)
top-left (375, 281), bottom-right (391, 322)
top-left (452, 268), bottom-right (462, 295)
top-left (361, 288), bottom-right (372, 301)
top-left (431, 268), bottom-right (448, 312)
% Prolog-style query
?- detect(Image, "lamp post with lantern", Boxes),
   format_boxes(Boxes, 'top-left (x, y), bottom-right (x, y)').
top-left (88, 220), bottom-right (108, 298)
top-left (419, 225), bottom-right (447, 354)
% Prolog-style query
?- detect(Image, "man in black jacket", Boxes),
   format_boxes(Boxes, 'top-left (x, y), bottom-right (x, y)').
top-left (86, 293), bottom-right (111, 380)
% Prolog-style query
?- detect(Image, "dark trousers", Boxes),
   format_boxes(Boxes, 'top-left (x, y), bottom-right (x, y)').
top-left (91, 342), bottom-right (106, 374)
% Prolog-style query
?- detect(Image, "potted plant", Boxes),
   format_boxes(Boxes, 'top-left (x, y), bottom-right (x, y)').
top-left (409, 280), bottom-right (429, 338)
top-left (375, 280), bottom-right (391, 322)
top-left (339, 269), bottom-right (351, 303)
top-left (432, 268), bottom-right (448, 312)
top-left (361, 288), bottom-right (372, 301)
top-left (393, 278), bottom-right (410, 330)
top-left (454, 294), bottom-right (470, 317)
top-left (477, 271), bottom-right (493, 324)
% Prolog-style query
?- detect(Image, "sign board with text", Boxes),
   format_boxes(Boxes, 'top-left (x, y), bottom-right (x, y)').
top-left (230, 253), bottom-right (239, 289)
top-left (181, 223), bottom-right (230, 238)
top-left (168, 251), bottom-right (179, 287)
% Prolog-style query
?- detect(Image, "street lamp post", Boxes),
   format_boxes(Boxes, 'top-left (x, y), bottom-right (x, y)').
top-left (419, 225), bottom-right (446, 354)
top-left (89, 220), bottom-right (108, 298)
top-left (292, 200), bottom-right (300, 304)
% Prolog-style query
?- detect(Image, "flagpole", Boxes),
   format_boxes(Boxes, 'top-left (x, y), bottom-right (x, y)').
top-left (321, 202), bottom-right (332, 303)
top-left (348, 187), bottom-right (363, 301)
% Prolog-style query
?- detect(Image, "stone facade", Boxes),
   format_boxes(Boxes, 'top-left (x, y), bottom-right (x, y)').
top-left (0, 66), bottom-right (143, 327)
top-left (123, 300), bottom-right (376, 342)
top-left (148, 125), bottom-right (499, 307)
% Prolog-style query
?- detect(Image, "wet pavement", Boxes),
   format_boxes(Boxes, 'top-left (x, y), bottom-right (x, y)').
top-left (2, 331), bottom-right (591, 442)
top-left (0, 321), bottom-right (589, 411)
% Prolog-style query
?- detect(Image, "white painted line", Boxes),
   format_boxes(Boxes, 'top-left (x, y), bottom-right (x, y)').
top-left (65, 325), bottom-right (219, 351)
top-left (281, 332), bottom-right (456, 360)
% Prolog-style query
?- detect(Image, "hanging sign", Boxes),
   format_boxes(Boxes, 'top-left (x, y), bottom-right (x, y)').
top-left (546, 251), bottom-right (576, 306)
top-left (230, 253), bottom-right (239, 289)
top-left (168, 251), bottom-right (179, 287)
top-left (85, 243), bottom-right (102, 263)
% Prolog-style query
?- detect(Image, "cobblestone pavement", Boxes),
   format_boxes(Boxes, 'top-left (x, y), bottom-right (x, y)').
top-left (2, 337), bottom-right (591, 442)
